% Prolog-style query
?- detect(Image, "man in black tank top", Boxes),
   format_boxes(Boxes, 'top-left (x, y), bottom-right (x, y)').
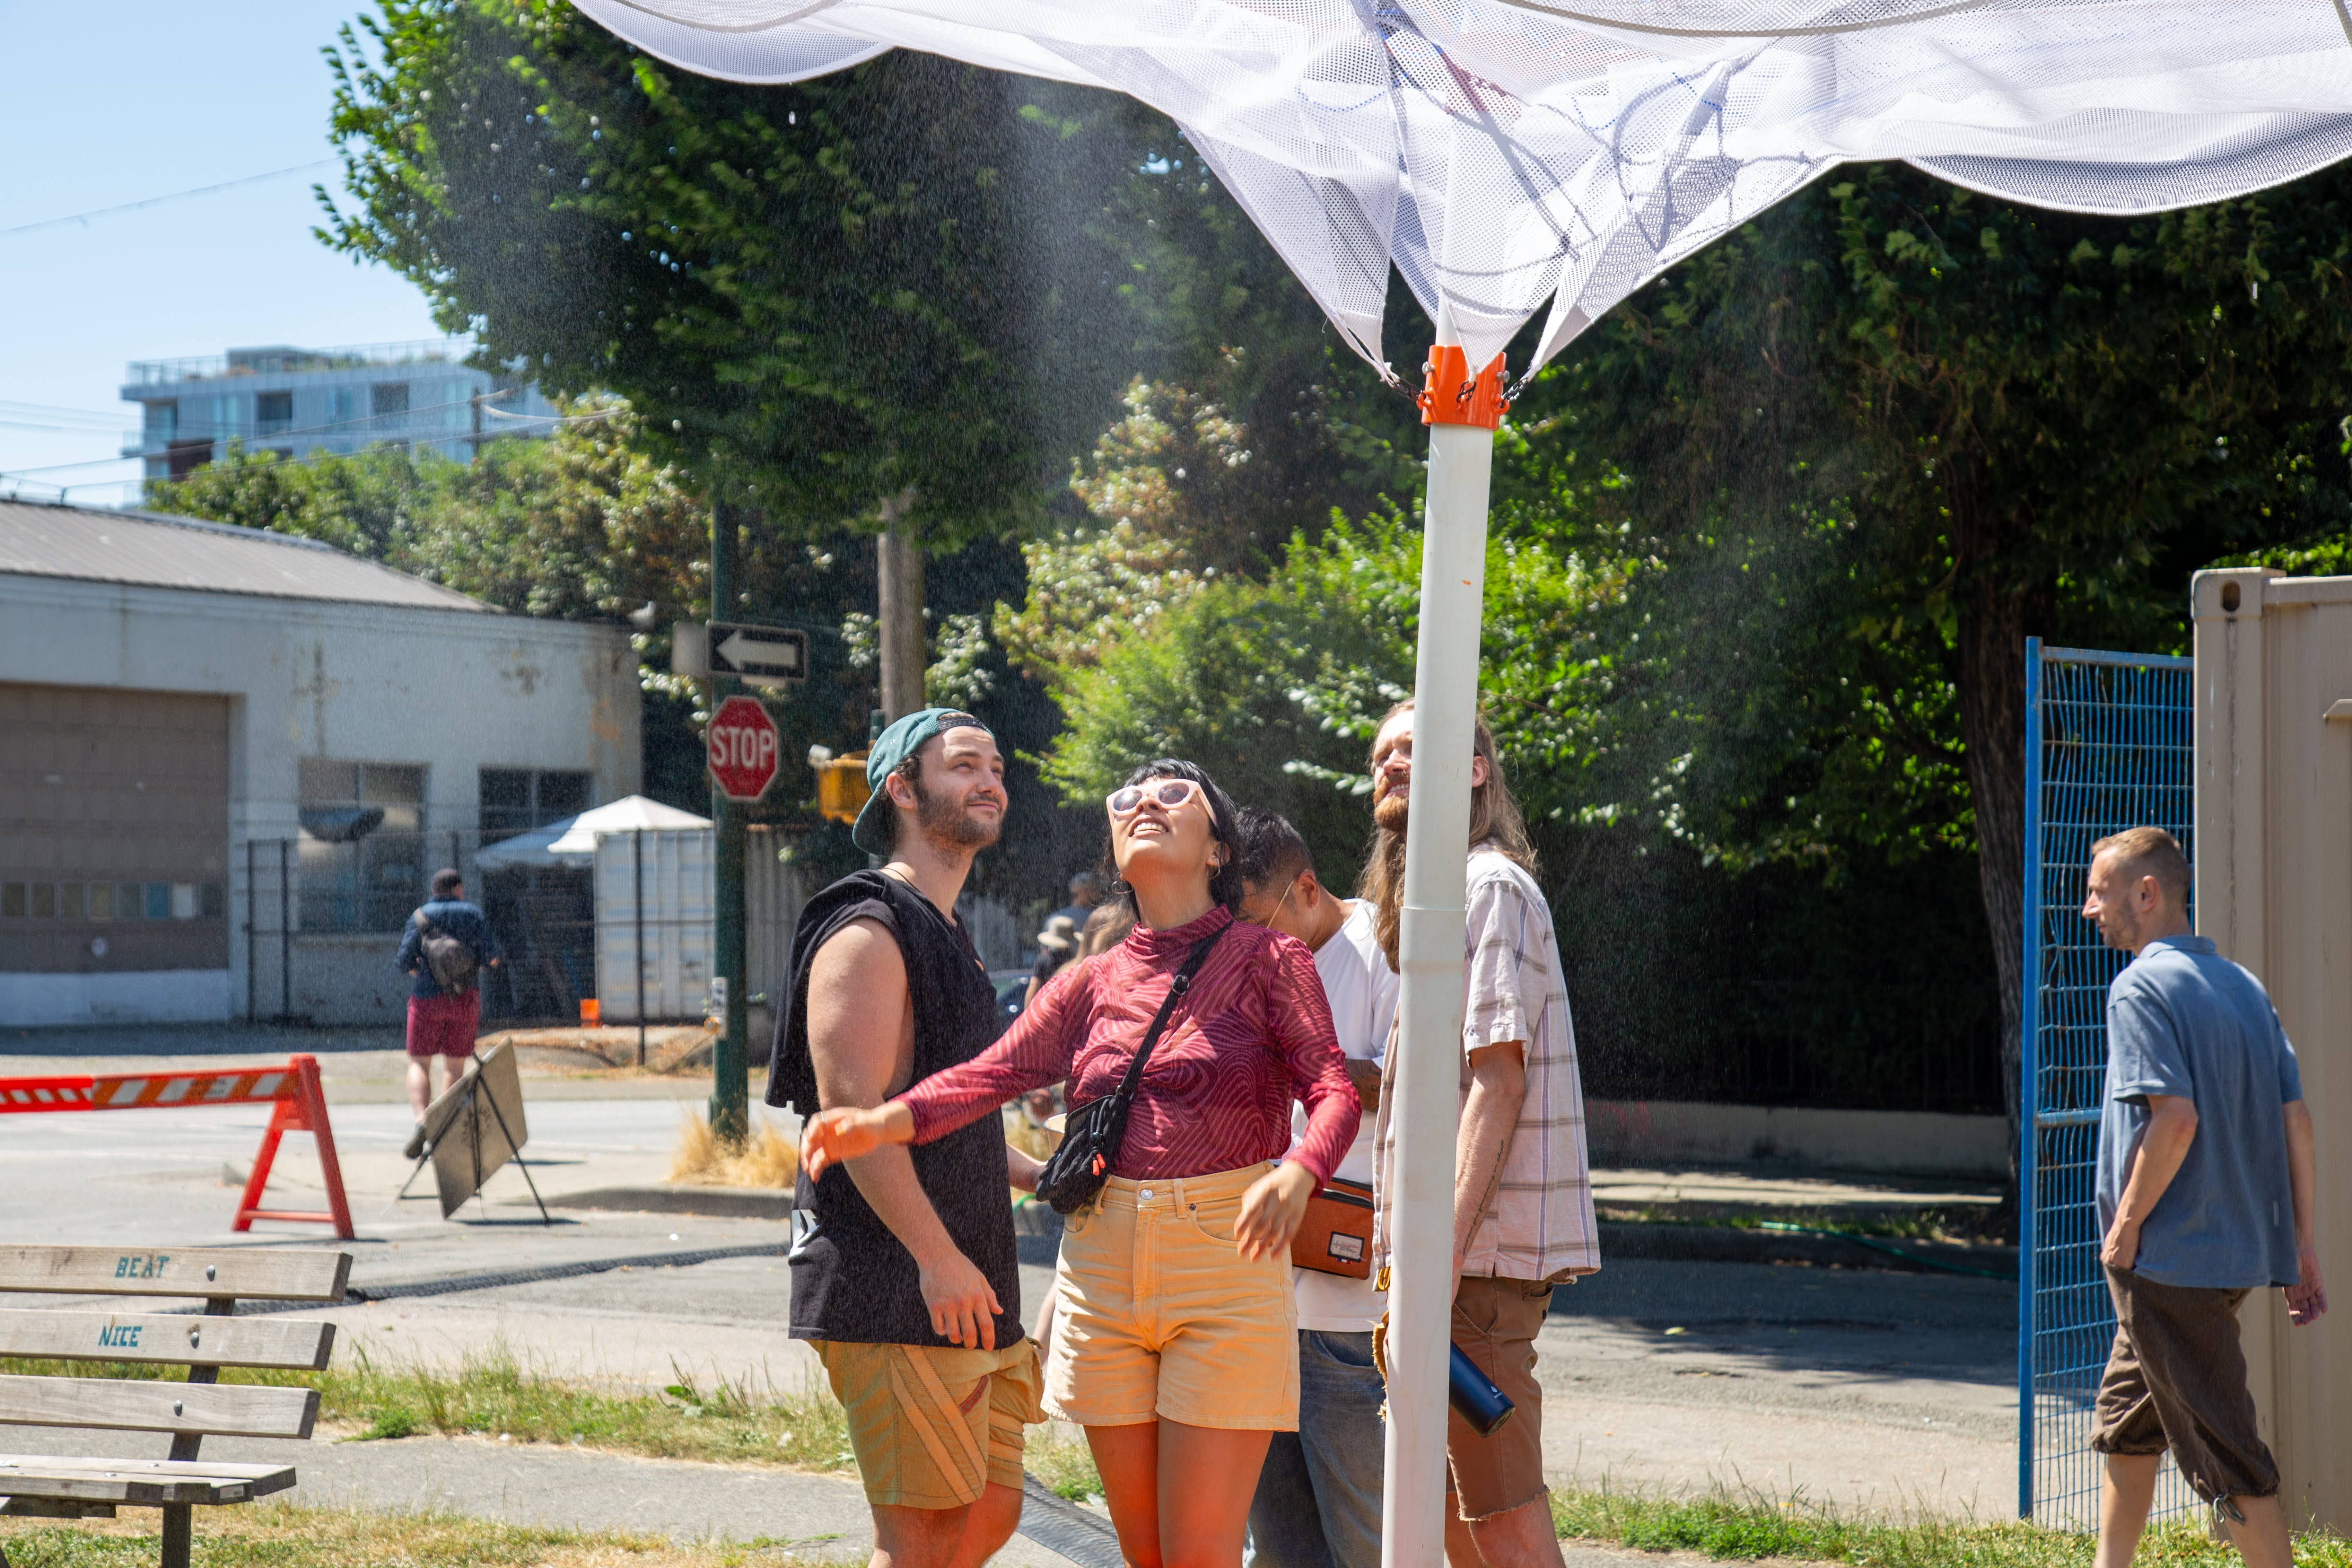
top-left (767, 708), bottom-right (1043, 1568)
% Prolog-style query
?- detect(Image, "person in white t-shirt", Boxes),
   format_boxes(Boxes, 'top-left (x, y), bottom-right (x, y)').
top-left (1233, 806), bottom-right (1397, 1568)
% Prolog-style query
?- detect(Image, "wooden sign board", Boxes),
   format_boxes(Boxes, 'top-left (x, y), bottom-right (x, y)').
top-left (425, 1044), bottom-right (529, 1219)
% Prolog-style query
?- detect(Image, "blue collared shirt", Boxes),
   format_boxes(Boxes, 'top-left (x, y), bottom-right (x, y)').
top-left (2095, 934), bottom-right (2304, 1289)
top-left (395, 899), bottom-right (501, 998)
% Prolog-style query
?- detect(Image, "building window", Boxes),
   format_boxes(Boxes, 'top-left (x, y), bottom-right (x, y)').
top-left (328, 386), bottom-right (362, 428)
top-left (480, 768), bottom-right (593, 841)
top-left (142, 401), bottom-right (178, 443)
top-left (0, 881), bottom-right (220, 922)
top-left (206, 394), bottom-right (244, 441)
top-left (298, 759), bottom-right (427, 931)
top-left (256, 391), bottom-right (293, 436)
top-left (371, 382), bottom-right (410, 419)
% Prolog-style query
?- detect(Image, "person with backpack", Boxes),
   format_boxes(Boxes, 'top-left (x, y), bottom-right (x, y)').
top-left (395, 868), bottom-right (501, 1154)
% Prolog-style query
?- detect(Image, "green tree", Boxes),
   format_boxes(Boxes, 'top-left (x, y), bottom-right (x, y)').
top-left (317, 0), bottom-right (1124, 710)
top-left (148, 402), bottom-right (707, 620)
top-left (1038, 509), bottom-right (1643, 874)
top-left (1035, 161), bottom-right (2352, 1134)
top-left (1533, 162), bottom-right (2352, 1138)
top-left (1034, 494), bottom-right (2006, 1112)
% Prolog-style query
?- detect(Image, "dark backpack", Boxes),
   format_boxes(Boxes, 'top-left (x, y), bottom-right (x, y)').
top-left (412, 910), bottom-right (480, 995)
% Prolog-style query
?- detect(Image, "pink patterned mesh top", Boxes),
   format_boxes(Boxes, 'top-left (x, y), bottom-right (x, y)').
top-left (896, 905), bottom-right (1359, 1183)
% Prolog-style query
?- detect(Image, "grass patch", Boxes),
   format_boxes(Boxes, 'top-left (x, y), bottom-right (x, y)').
top-left (0, 1500), bottom-right (849, 1567)
top-left (1024, 1421), bottom-right (1104, 1503)
top-left (0, 1346), bottom-right (853, 1471)
top-left (1, 1343), bottom-right (1086, 1487)
top-left (1549, 1485), bottom-right (2352, 1568)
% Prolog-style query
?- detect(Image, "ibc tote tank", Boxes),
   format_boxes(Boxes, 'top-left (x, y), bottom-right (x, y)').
top-left (593, 827), bottom-right (715, 1023)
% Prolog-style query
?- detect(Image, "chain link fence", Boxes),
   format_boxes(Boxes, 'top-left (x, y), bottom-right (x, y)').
top-left (2019, 641), bottom-right (2196, 1528)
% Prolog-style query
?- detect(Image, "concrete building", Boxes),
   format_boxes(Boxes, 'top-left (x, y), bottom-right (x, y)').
top-left (0, 499), bottom-right (640, 1027)
top-left (120, 340), bottom-right (560, 482)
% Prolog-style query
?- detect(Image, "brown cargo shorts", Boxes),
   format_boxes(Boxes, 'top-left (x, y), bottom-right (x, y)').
top-left (815, 1338), bottom-right (1044, 1510)
top-left (1446, 1274), bottom-right (1554, 1521)
top-left (2091, 1266), bottom-right (2279, 1503)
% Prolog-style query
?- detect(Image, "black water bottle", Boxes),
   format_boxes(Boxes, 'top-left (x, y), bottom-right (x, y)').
top-left (1448, 1342), bottom-right (1515, 1435)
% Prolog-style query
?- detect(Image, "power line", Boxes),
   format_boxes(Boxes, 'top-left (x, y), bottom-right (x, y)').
top-left (0, 391), bottom-right (528, 481)
top-left (0, 398), bottom-right (133, 424)
top-left (1, 161), bottom-right (338, 240)
top-left (0, 403), bottom-right (579, 491)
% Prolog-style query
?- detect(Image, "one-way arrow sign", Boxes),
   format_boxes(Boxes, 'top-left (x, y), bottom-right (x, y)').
top-left (706, 622), bottom-right (808, 686)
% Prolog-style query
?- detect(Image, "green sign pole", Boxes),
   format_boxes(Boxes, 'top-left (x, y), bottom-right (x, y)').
top-left (707, 499), bottom-right (749, 1146)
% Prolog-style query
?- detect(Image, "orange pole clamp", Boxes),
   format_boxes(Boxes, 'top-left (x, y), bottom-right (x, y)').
top-left (1418, 344), bottom-right (1510, 430)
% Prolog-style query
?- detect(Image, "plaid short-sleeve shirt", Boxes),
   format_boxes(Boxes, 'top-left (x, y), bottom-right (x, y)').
top-left (1373, 846), bottom-right (1600, 1282)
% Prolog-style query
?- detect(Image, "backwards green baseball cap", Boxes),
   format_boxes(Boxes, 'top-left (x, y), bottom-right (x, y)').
top-left (851, 707), bottom-right (994, 855)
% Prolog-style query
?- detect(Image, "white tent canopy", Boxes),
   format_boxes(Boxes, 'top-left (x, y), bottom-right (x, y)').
top-left (545, 795), bottom-right (713, 856)
top-left (471, 819), bottom-right (593, 870)
top-left (472, 796), bottom-right (713, 868)
top-left (571, 0), bottom-right (2352, 375)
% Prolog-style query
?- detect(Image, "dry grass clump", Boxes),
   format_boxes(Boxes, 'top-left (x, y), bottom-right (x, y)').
top-left (669, 1110), bottom-right (800, 1187)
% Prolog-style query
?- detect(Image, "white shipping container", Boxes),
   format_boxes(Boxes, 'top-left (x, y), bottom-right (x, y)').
top-left (745, 826), bottom-right (808, 1037)
top-left (594, 828), bottom-right (714, 1022)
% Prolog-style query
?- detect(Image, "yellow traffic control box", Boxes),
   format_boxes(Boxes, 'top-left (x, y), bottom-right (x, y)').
top-left (815, 751), bottom-right (871, 825)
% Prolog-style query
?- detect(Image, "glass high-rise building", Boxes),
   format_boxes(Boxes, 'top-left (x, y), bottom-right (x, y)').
top-left (121, 340), bottom-right (559, 481)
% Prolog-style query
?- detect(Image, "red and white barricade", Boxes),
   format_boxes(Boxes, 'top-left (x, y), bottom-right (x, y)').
top-left (0, 1054), bottom-right (353, 1239)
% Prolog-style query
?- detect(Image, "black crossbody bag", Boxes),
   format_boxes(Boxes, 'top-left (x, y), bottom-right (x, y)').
top-left (1033, 923), bottom-right (1228, 1215)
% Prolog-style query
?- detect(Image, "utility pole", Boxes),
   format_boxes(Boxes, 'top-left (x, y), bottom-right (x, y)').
top-left (875, 489), bottom-right (925, 719)
top-left (707, 498), bottom-right (750, 1146)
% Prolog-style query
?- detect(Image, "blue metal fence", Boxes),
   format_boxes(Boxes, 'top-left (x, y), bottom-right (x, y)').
top-left (2018, 639), bottom-right (2196, 1528)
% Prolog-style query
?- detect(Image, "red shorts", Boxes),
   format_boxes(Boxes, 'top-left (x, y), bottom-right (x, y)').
top-left (405, 991), bottom-right (480, 1058)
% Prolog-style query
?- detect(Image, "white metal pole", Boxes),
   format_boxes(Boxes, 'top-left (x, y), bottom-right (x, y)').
top-left (1380, 313), bottom-right (1496, 1568)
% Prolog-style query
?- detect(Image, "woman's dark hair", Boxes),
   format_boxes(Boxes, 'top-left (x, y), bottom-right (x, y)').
top-left (1102, 759), bottom-right (1248, 917)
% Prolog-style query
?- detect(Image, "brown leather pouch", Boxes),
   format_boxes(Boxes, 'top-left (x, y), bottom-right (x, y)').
top-left (1291, 1176), bottom-right (1375, 1279)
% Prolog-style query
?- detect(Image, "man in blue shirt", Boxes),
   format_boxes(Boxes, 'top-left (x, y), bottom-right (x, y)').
top-left (1050, 870), bottom-right (1100, 932)
top-left (394, 868), bottom-right (501, 1156)
top-left (2080, 827), bottom-right (2325, 1568)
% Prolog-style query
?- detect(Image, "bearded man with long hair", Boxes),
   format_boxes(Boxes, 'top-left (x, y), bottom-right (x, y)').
top-left (1360, 699), bottom-right (1598, 1568)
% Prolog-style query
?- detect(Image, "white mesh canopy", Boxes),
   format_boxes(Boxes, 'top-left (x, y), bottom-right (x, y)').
top-left (571, 0), bottom-right (2352, 377)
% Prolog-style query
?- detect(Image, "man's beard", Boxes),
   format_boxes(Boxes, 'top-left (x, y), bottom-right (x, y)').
top-left (1372, 784), bottom-right (1409, 836)
top-left (915, 776), bottom-right (1002, 850)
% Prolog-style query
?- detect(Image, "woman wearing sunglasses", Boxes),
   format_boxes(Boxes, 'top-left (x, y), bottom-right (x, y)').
top-left (801, 759), bottom-right (1358, 1568)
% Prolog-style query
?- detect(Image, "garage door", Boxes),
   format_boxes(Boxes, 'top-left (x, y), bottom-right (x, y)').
top-left (0, 682), bottom-right (230, 975)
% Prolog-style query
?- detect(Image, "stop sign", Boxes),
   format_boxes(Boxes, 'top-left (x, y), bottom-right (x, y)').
top-left (705, 695), bottom-right (780, 801)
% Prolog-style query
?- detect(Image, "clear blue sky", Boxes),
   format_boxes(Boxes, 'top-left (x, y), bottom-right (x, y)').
top-left (0, 2), bottom-right (444, 507)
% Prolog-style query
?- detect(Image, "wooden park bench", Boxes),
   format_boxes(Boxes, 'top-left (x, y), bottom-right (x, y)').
top-left (0, 1244), bottom-right (349, 1568)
